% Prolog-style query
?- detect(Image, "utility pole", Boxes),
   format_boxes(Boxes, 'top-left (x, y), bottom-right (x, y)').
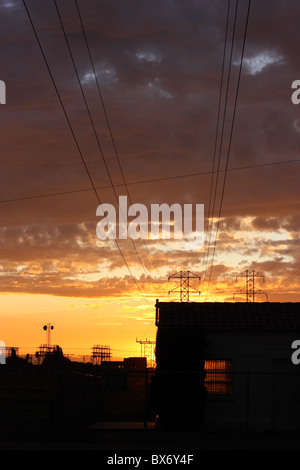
top-left (234, 269), bottom-right (268, 302)
top-left (168, 270), bottom-right (201, 302)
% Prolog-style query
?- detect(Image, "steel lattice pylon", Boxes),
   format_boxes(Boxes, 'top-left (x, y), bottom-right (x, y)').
top-left (91, 345), bottom-right (111, 365)
top-left (168, 270), bottom-right (201, 302)
top-left (234, 269), bottom-right (268, 302)
top-left (136, 338), bottom-right (156, 368)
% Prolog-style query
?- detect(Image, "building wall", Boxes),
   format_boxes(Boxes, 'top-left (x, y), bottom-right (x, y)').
top-left (203, 331), bottom-right (300, 432)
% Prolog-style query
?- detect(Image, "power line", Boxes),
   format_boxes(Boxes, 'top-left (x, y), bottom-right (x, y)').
top-left (201, 0), bottom-right (231, 281)
top-left (53, 0), bottom-right (155, 285)
top-left (74, 0), bottom-right (163, 279)
top-left (204, 0), bottom-right (240, 298)
top-left (1, 157), bottom-right (298, 204)
top-left (267, 237), bottom-right (300, 273)
top-left (264, 264), bottom-right (300, 297)
top-left (21, 1), bottom-right (99, 208)
top-left (205, 0), bottom-right (252, 300)
top-left (276, 265), bottom-right (300, 287)
top-left (7, 1), bottom-right (295, 304)
top-left (22, 0), bottom-right (151, 305)
top-left (75, 0), bottom-right (127, 198)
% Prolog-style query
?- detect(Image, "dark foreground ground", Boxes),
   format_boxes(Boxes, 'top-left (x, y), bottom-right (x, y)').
top-left (0, 422), bottom-right (299, 451)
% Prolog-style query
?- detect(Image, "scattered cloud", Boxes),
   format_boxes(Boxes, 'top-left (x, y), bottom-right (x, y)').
top-left (241, 50), bottom-right (284, 75)
top-left (0, 0), bottom-right (299, 304)
top-left (136, 50), bottom-right (161, 63)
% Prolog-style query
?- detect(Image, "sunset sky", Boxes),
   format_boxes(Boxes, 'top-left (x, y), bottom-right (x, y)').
top-left (1, 0), bottom-right (300, 360)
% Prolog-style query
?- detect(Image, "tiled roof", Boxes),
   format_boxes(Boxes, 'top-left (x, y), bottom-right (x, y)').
top-left (155, 301), bottom-right (300, 332)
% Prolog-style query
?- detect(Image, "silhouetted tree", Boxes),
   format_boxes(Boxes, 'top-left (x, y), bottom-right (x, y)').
top-left (5, 348), bottom-right (29, 368)
top-left (42, 346), bottom-right (71, 367)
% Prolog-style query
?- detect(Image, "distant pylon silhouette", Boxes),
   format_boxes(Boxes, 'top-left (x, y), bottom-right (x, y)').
top-left (234, 269), bottom-right (268, 302)
top-left (136, 338), bottom-right (156, 368)
top-left (91, 345), bottom-right (111, 365)
top-left (168, 270), bottom-right (201, 302)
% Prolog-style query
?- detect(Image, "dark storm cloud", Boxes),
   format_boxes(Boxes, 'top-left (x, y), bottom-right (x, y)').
top-left (0, 0), bottom-right (299, 297)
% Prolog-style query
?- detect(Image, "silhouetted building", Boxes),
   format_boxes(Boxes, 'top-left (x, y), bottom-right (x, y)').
top-left (124, 357), bottom-right (147, 370)
top-left (154, 300), bottom-right (300, 432)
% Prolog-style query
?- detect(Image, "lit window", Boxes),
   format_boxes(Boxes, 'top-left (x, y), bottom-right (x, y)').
top-left (204, 360), bottom-right (232, 395)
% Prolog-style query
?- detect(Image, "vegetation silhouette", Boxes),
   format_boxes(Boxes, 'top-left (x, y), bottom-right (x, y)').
top-left (41, 346), bottom-right (71, 368)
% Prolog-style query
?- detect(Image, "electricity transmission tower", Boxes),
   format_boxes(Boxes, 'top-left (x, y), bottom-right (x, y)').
top-left (136, 338), bottom-right (156, 368)
top-left (91, 345), bottom-right (112, 365)
top-left (168, 270), bottom-right (201, 302)
top-left (234, 269), bottom-right (268, 302)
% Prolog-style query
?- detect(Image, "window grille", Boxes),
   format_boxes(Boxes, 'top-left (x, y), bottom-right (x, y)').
top-left (204, 360), bottom-right (232, 395)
